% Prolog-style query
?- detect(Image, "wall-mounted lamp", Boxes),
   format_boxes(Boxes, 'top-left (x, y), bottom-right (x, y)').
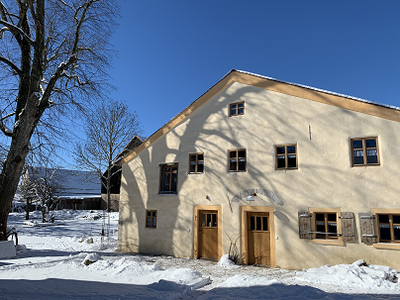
top-left (246, 193), bottom-right (257, 201)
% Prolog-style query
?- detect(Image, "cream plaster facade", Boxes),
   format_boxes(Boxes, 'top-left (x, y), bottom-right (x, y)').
top-left (118, 70), bottom-right (400, 270)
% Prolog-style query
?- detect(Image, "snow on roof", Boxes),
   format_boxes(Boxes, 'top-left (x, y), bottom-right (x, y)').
top-left (235, 69), bottom-right (400, 111)
top-left (26, 167), bottom-right (101, 199)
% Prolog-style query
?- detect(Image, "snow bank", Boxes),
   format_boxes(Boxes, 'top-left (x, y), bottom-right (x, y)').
top-left (0, 240), bottom-right (16, 259)
top-left (217, 254), bottom-right (241, 269)
top-left (298, 259), bottom-right (400, 292)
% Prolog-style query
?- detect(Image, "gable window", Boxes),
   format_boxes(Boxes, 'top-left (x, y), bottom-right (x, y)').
top-left (351, 137), bottom-right (379, 166)
top-left (189, 153), bottom-right (204, 174)
top-left (146, 210), bottom-right (157, 228)
top-left (377, 214), bottom-right (400, 243)
top-left (160, 164), bottom-right (178, 193)
top-left (228, 149), bottom-right (246, 172)
top-left (275, 144), bottom-right (297, 170)
top-left (230, 102), bottom-right (244, 117)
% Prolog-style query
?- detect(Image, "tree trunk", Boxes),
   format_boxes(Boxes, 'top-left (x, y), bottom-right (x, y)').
top-left (25, 199), bottom-right (31, 220)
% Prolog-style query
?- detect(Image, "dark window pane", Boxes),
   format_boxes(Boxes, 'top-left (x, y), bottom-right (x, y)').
top-left (366, 149), bottom-right (378, 164)
top-left (238, 150), bottom-right (246, 157)
top-left (250, 216), bottom-right (255, 231)
top-left (212, 214), bottom-right (217, 227)
top-left (394, 226), bottom-right (400, 240)
top-left (238, 108), bottom-right (244, 114)
top-left (379, 214), bottom-right (390, 223)
top-left (366, 139), bottom-right (376, 148)
top-left (238, 103), bottom-right (244, 109)
top-left (231, 104), bottom-right (237, 110)
top-left (190, 163), bottom-right (196, 173)
top-left (256, 216), bottom-right (262, 231)
top-left (277, 147), bottom-right (286, 154)
top-left (327, 214), bottom-right (336, 222)
top-left (231, 109), bottom-right (236, 115)
top-left (147, 211), bottom-right (151, 217)
top-left (230, 151), bottom-right (237, 158)
top-left (163, 173), bottom-right (170, 191)
top-left (146, 217), bottom-right (151, 227)
top-left (288, 155), bottom-right (296, 168)
top-left (165, 167), bottom-right (171, 172)
top-left (171, 173), bottom-right (177, 191)
top-left (172, 166), bottom-right (177, 171)
top-left (287, 146), bottom-right (296, 153)
top-left (152, 217), bottom-right (157, 227)
top-left (277, 156), bottom-right (285, 168)
top-left (316, 213), bottom-right (324, 221)
top-left (198, 154), bottom-right (203, 160)
top-left (197, 162), bottom-right (204, 173)
top-left (393, 215), bottom-right (400, 223)
top-left (352, 140), bottom-right (363, 149)
top-left (353, 150), bottom-right (364, 164)
top-left (190, 155), bottom-right (196, 162)
top-left (316, 222), bottom-right (325, 232)
top-left (230, 159), bottom-right (237, 171)
top-left (379, 225), bottom-right (391, 240)
top-left (238, 158), bottom-right (246, 170)
top-left (263, 217), bottom-right (268, 231)
top-left (207, 214), bottom-right (211, 227)
top-left (327, 223), bottom-right (337, 233)
top-left (202, 213), bottom-right (206, 227)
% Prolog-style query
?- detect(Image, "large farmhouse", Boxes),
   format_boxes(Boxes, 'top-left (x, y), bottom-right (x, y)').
top-left (118, 70), bottom-right (400, 270)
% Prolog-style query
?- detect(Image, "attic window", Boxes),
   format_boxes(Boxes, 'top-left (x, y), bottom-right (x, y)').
top-left (230, 102), bottom-right (245, 117)
top-left (189, 153), bottom-right (204, 174)
top-left (351, 137), bottom-right (379, 166)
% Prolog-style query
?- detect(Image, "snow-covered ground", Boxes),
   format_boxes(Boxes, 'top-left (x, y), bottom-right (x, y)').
top-left (1, 210), bottom-right (400, 299)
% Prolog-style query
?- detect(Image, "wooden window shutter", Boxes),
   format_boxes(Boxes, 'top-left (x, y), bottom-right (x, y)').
top-left (340, 212), bottom-right (356, 243)
top-left (359, 213), bottom-right (377, 245)
top-left (298, 212), bottom-right (312, 239)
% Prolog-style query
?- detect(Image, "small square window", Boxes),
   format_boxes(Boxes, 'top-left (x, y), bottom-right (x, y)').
top-left (188, 153), bottom-right (204, 174)
top-left (230, 102), bottom-right (245, 117)
top-left (146, 210), bottom-right (157, 228)
top-left (314, 212), bottom-right (339, 240)
top-left (275, 144), bottom-right (297, 170)
top-left (228, 149), bottom-right (246, 172)
top-left (351, 137), bottom-right (379, 166)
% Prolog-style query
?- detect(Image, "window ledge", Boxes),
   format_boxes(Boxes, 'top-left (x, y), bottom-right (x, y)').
top-left (158, 192), bottom-right (177, 195)
top-left (373, 243), bottom-right (400, 250)
top-left (310, 239), bottom-right (344, 246)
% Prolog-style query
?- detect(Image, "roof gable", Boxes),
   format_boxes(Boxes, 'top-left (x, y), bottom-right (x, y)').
top-left (122, 69), bottom-right (400, 165)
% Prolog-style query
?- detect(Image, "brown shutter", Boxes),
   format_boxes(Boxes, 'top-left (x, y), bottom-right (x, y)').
top-left (298, 212), bottom-right (312, 239)
top-left (359, 213), bottom-right (378, 245)
top-left (340, 212), bottom-right (356, 243)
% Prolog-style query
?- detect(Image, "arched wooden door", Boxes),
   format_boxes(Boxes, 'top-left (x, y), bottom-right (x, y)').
top-left (198, 210), bottom-right (219, 259)
top-left (247, 211), bottom-right (270, 266)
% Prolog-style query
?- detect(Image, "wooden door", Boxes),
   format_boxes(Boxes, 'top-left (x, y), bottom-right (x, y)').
top-left (247, 212), bottom-right (270, 266)
top-left (198, 210), bottom-right (218, 259)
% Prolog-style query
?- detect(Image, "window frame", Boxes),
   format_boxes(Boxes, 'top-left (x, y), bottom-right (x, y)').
top-left (188, 153), bottom-right (204, 174)
top-left (371, 209), bottom-right (400, 250)
top-left (350, 137), bottom-right (380, 167)
top-left (159, 163), bottom-right (178, 194)
top-left (229, 102), bottom-right (245, 117)
top-left (275, 144), bottom-right (298, 170)
top-left (145, 210), bottom-right (157, 229)
top-left (309, 208), bottom-right (343, 246)
top-left (228, 149), bottom-right (247, 172)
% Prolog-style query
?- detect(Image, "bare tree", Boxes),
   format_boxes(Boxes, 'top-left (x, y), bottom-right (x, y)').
top-left (0, 0), bottom-right (118, 240)
top-left (75, 100), bottom-right (141, 216)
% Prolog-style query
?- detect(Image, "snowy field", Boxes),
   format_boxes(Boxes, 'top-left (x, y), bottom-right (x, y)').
top-left (1, 210), bottom-right (400, 299)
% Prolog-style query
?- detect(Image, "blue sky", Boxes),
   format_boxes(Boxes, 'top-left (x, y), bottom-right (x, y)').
top-left (109, 0), bottom-right (400, 138)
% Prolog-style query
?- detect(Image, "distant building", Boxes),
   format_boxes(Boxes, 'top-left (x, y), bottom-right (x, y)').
top-left (22, 167), bottom-right (101, 210)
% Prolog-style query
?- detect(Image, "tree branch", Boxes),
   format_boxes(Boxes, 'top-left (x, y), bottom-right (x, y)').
top-left (0, 55), bottom-right (22, 75)
top-left (0, 19), bottom-right (35, 44)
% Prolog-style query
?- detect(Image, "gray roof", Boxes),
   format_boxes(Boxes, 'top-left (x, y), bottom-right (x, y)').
top-left (26, 167), bottom-right (101, 199)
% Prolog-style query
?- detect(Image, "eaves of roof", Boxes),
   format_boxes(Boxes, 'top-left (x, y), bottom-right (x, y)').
top-left (121, 69), bottom-right (400, 165)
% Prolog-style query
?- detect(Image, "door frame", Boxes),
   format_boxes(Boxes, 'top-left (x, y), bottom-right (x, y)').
top-left (193, 205), bottom-right (223, 259)
top-left (241, 206), bottom-right (276, 267)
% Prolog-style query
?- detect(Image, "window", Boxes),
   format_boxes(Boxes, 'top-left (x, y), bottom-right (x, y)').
top-left (189, 153), bottom-right (204, 174)
top-left (146, 210), bottom-right (157, 228)
top-left (275, 144), bottom-right (297, 170)
top-left (351, 137), bottom-right (379, 166)
top-left (314, 213), bottom-right (338, 239)
top-left (377, 214), bottom-right (400, 243)
top-left (160, 164), bottom-right (178, 193)
top-left (228, 149), bottom-right (246, 172)
top-left (201, 211), bottom-right (217, 228)
top-left (230, 102), bottom-right (244, 117)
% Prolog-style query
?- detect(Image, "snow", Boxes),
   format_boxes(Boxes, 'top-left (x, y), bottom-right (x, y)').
top-left (2, 210), bottom-right (400, 299)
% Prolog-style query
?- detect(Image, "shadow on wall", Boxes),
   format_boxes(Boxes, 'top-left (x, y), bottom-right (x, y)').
top-left (122, 80), bottom-right (400, 262)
